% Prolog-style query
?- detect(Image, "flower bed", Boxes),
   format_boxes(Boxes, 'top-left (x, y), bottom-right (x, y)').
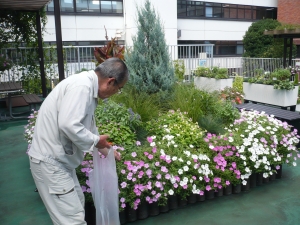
top-left (24, 101), bottom-right (300, 224)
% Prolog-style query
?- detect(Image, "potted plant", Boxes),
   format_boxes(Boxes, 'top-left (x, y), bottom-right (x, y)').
top-left (193, 66), bottom-right (233, 92)
top-left (243, 68), bottom-right (299, 108)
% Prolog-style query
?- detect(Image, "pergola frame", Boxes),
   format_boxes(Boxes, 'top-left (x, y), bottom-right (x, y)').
top-left (0, 0), bottom-right (65, 98)
top-left (264, 30), bottom-right (300, 68)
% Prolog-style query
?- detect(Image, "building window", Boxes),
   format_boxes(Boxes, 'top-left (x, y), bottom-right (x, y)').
top-left (46, 0), bottom-right (123, 14)
top-left (178, 40), bottom-right (244, 57)
top-left (178, 1), bottom-right (277, 21)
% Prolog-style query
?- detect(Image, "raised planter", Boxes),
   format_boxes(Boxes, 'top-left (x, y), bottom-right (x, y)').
top-left (243, 82), bottom-right (299, 107)
top-left (194, 77), bottom-right (233, 92)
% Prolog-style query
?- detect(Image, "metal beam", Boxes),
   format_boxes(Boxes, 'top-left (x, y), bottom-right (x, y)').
top-left (53, 0), bottom-right (65, 81)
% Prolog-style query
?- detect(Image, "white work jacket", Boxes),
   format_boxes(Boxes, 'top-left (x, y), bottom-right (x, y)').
top-left (28, 70), bottom-right (100, 170)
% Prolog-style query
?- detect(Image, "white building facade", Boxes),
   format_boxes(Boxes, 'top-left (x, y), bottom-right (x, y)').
top-left (44, 0), bottom-right (278, 57)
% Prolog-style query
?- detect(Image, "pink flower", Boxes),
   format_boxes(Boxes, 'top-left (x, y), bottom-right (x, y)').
top-left (206, 185), bottom-right (211, 191)
top-left (147, 137), bottom-right (153, 143)
top-left (214, 177), bottom-right (221, 183)
top-left (148, 154), bottom-right (153, 160)
top-left (161, 166), bottom-right (168, 173)
top-left (136, 141), bottom-right (141, 146)
top-left (131, 152), bottom-right (137, 157)
top-left (155, 162), bottom-right (160, 166)
top-left (152, 147), bottom-right (157, 153)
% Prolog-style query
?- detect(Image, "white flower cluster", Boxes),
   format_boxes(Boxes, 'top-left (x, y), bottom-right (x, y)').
top-left (230, 110), bottom-right (300, 184)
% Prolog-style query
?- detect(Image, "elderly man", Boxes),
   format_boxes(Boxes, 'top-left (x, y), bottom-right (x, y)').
top-left (28, 57), bottom-right (129, 225)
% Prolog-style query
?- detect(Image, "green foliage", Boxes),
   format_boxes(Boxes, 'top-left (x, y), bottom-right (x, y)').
top-left (294, 73), bottom-right (299, 86)
top-left (167, 83), bottom-right (212, 122)
top-left (232, 74), bottom-right (244, 93)
top-left (245, 68), bottom-right (296, 90)
top-left (125, 0), bottom-right (175, 94)
top-left (95, 99), bottom-right (142, 146)
top-left (173, 60), bottom-right (185, 80)
top-left (145, 109), bottom-right (205, 148)
top-left (215, 101), bottom-right (241, 126)
top-left (197, 114), bottom-right (225, 135)
top-left (243, 19), bottom-right (282, 58)
top-left (0, 9), bottom-right (47, 49)
top-left (194, 66), bottom-right (229, 79)
top-left (168, 83), bottom-right (239, 132)
top-left (273, 80), bottom-right (295, 90)
top-left (111, 84), bottom-right (161, 123)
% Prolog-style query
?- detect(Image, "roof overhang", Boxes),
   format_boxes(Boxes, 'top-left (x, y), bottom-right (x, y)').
top-left (0, 0), bottom-right (51, 11)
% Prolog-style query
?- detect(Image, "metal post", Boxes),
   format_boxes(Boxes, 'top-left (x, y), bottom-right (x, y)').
top-left (77, 47), bottom-right (81, 72)
top-left (36, 11), bottom-right (47, 98)
top-left (53, 0), bottom-right (65, 81)
top-left (283, 38), bottom-right (287, 68)
top-left (289, 37), bottom-right (293, 67)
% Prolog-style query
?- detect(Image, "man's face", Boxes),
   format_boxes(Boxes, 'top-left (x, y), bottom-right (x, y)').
top-left (98, 77), bottom-right (127, 99)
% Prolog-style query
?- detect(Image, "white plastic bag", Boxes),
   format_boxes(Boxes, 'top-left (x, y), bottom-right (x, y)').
top-left (89, 147), bottom-right (120, 225)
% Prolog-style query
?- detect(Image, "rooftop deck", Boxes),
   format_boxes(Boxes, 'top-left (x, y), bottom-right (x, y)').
top-left (1, 109), bottom-right (300, 225)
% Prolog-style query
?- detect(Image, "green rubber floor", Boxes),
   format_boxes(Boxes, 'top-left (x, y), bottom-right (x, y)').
top-left (1, 118), bottom-right (300, 225)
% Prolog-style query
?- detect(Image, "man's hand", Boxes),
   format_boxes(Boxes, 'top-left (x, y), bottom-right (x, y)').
top-left (114, 150), bottom-right (121, 161)
top-left (95, 135), bottom-right (111, 149)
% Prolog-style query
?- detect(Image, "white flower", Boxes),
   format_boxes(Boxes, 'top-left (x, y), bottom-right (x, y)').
top-left (189, 144), bottom-right (194, 148)
top-left (242, 180), bottom-right (247, 185)
top-left (150, 142), bottom-right (156, 147)
top-left (183, 166), bottom-right (189, 171)
top-left (293, 162), bottom-right (297, 166)
top-left (168, 190), bottom-right (174, 195)
top-left (178, 169), bottom-right (183, 174)
top-left (178, 158), bottom-right (183, 162)
top-left (172, 156), bottom-right (178, 161)
top-left (187, 161), bottom-right (191, 165)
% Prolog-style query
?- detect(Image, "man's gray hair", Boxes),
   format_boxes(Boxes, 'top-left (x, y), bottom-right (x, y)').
top-left (94, 58), bottom-right (129, 84)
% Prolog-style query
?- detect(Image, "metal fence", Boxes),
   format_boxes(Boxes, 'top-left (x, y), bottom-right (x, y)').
top-left (1, 45), bottom-right (299, 89)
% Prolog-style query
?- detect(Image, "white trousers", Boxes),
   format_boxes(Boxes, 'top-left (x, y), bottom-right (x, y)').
top-left (29, 156), bottom-right (86, 225)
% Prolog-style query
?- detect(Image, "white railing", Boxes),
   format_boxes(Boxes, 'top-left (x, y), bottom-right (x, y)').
top-left (1, 45), bottom-right (299, 86)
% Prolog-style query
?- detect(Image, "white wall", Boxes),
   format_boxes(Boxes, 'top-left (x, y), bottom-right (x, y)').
top-left (178, 19), bottom-right (253, 41)
top-left (124, 0), bottom-right (177, 46)
top-left (43, 0), bottom-right (278, 43)
top-left (43, 15), bottom-right (124, 42)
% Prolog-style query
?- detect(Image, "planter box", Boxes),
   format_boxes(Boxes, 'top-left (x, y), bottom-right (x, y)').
top-left (243, 82), bottom-right (299, 107)
top-left (194, 77), bottom-right (233, 92)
